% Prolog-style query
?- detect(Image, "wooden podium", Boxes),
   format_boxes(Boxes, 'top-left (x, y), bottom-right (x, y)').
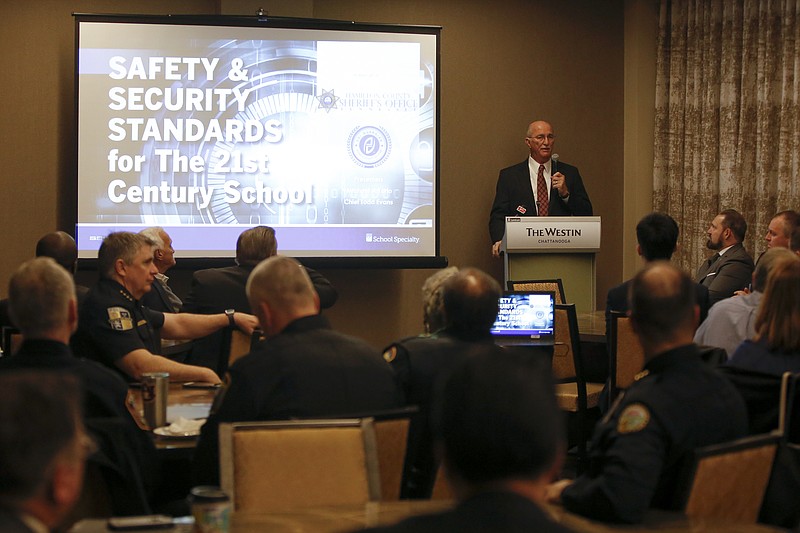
top-left (502, 216), bottom-right (601, 313)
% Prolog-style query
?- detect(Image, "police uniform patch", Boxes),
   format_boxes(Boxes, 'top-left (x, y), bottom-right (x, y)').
top-left (617, 403), bottom-right (650, 434)
top-left (107, 307), bottom-right (134, 331)
top-left (383, 346), bottom-right (397, 363)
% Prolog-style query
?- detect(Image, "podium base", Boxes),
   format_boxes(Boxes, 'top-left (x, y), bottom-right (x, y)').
top-left (505, 253), bottom-right (596, 314)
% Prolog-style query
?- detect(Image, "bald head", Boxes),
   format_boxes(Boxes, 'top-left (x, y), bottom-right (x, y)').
top-left (8, 257), bottom-right (76, 339)
top-left (35, 232), bottom-right (78, 273)
top-left (441, 267), bottom-right (501, 339)
top-left (630, 262), bottom-right (696, 349)
top-left (246, 256), bottom-right (318, 335)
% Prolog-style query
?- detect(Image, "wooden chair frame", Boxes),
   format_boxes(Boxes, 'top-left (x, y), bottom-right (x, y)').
top-left (607, 311), bottom-right (645, 411)
top-left (507, 278), bottom-right (566, 304)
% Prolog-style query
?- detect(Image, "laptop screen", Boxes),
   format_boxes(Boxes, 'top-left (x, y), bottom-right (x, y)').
top-left (491, 291), bottom-right (555, 345)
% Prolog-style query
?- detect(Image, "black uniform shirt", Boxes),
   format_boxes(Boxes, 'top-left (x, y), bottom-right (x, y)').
top-left (74, 278), bottom-right (165, 369)
top-left (561, 343), bottom-right (748, 523)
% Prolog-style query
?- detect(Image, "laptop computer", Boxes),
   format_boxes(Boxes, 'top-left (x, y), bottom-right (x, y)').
top-left (491, 290), bottom-right (556, 347)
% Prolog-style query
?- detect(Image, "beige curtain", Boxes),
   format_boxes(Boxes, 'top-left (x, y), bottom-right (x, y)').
top-left (654, 0), bottom-right (800, 274)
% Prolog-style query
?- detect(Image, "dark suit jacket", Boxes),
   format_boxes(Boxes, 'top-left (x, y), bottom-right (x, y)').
top-left (489, 159), bottom-right (593, 242)
top-left (694, 243), bottom-right (755, 307)
top-left (182, 264), bottom-right (338, 374)
top-left (605, 278), bottom-right (710, 332)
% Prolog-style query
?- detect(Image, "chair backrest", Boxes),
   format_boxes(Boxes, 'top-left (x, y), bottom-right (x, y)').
top-left (430, 465), bottom-right (454, 500)
top-left (780, 371), bottom-right (800, 444)
top-left (227, 330), bottom-right (261, 367)
top-left (1, 326), bottom-right (21, 356)
top-left (608, 311), bottom-right (645, 400)
top-left (718, 366), bottom-right (785, 437)
top-left (219, 418), bottom-right (381, 512)
top-left (553, 304), bottom-right (579, 381)
top-left (677, 433), bottom-right (780, 523)
top-left (368, 407), bottom-right (418, 501)
top-left (507, 279), bottom-right (566, 304)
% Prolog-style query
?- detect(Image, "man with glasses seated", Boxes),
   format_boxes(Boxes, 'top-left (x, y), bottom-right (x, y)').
top-left (489, 120), bottom-right (593, 258)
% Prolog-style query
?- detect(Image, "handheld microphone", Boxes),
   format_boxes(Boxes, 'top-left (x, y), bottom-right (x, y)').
top-left (551, 153), bottom-right (559, 175)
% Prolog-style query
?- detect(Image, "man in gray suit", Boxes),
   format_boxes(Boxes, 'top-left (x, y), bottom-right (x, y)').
top-left (695, 209), bottom-right (754, 306)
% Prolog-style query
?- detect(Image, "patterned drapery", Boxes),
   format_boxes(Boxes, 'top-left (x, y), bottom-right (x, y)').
top-left (654, 0), bottom-right (800, 273)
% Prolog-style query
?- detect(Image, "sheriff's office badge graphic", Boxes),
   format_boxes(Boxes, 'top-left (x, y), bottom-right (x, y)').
top-left (617, 403), bottom-right (651, 434)
top-left (107, 307), bottom-right (133, 331)
top-left (317, 89), bottom-right (340, 112)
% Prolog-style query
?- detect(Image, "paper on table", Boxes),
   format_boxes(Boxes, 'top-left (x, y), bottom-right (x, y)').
top-left (167, 403), bottom-right (212, 423)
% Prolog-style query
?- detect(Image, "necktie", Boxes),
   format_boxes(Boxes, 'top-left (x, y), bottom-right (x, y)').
top-left (537, 164), bottom-right (548, 216)
top-left (707, 253), bottom-right (721, 268)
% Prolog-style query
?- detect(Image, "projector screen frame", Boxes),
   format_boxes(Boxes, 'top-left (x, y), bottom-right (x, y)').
top-left (73, 12), bottom-right (445, 270)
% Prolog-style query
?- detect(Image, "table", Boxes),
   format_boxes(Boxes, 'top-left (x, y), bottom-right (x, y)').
top-left (69, 500), bottom-right (783, 533)
top-left (127, 382), bottom-right (217, 451)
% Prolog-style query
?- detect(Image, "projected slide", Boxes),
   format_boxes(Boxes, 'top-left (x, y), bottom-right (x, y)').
top-left (76, 19), bottom-right (438, 259)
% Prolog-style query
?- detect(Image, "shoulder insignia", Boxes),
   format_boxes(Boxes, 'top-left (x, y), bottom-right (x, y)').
top-left (118, 290), bottom-right (134, 302)
top-left (617, 403), bottom-right (650, 434)
top-left (383, 346), bottom-right (398, 363)
top-left (634, 369), bottom-right (650, 381)
top-left (107, 307), bottom-right (133, 331)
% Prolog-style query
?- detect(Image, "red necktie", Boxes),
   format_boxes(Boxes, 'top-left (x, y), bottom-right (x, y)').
top-left (537, 164), bottom-right (548, 216)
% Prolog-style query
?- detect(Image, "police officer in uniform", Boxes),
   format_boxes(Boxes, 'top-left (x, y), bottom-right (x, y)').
top-left (73, 232), bottom-right (257, 383)
top-left (383, 267), bottom-right (501, 498)
top-left (546, 262), bottom-right (747, 523)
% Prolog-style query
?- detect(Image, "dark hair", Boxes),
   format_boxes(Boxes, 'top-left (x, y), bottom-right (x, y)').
top-left (35, 231), bottom-right (78, 273)
top-left (97, 232), bottom-right (155, 279)
top-left (636, 212), bottom-right (679, 261)
top-left (236, 226), bottom-right (277, 267)
top-left (775, 210), bottom-right (800, 240)
top-left (720, 209), bottom-right (747, 242)
top-left (629, 262), bottom-right (696, 345)
top-left (441, 268), bottom-right (501, 339)
top-left (434, 345), bottom-right (563, 485)
top-left (792, 225), bottom-right (800, 253)
top-left (0, 372), bottom-right (81, 504)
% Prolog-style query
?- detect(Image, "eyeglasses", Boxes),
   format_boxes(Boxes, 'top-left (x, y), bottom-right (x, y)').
top-left (527, 134), bottom-right (556, 142)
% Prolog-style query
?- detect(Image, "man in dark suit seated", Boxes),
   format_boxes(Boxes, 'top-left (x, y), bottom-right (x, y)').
top-left (362, 345), bottom-right (572, 533)
top-left (547, 263), bottom-right (748, 523)
top-left (0, 373), bottom-right (90, 533)
top-left (695, 208), bottom-right (755, 306)
top-left (606, 212), bottom-right (710, 331)
top-left (182, 225), bottom-right (337, 374)
top-left (489, 120), bottom-right (593, 258)
top-left (382, 267), bottom-right (501, 498)
top-left (193, 255), bottom-right (400, 485)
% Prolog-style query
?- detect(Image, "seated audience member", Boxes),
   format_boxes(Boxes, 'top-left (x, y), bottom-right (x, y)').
top-left (726, 260), bottom-right (800, 374)
top-left (1, 257), bottom-right (158, 515)
top-left (383, 267), bottom-right (500, 498)
top-left (695, 248), bottom-right (798, 357)
top-left (0, 231), bottom-right (88, 331)
top-left (362, 345), bottom-right (573, 533)
top-left (547, 262), bottom-right (747, 523)
top-left (139, 227), bottom-right (182, 313)
top-left (72, 232), bottom-right (257, 382)
top-left (182, 225), bottom-right (337, 374)
top-left (193, 255), bottom-right (401, 485)
top-left (695, 209), bottom-right (755, 306)
top-left (606, 212), bottom-right (710, 329)
top-left (0, 257), bottom-right (135, 420)
top-left (420, 266), bottom-right (459, 334)
top-left (764, 210), bottom-right (799, 251)
top-left (0, 372), bottom-right (90, 532)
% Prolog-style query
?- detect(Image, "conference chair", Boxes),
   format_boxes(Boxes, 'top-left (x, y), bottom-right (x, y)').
top-left (506, 278), bottom-right (566, 304)
top-left (607, 311), bottom-right (645, 410)
top-left (219, 418), bottom-right (381, 512)
top-left (1, 326), bottom-right (21, 356)
top-left (553, 303), bottom-right (603, 472)
top-left (717, 366), bottom-right (789, 436)
top-left (675, 433), bottom-right (780, 523)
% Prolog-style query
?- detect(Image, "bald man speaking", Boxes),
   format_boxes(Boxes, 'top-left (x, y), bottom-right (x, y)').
top-left (489, 120), bottom-right (593, 257)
